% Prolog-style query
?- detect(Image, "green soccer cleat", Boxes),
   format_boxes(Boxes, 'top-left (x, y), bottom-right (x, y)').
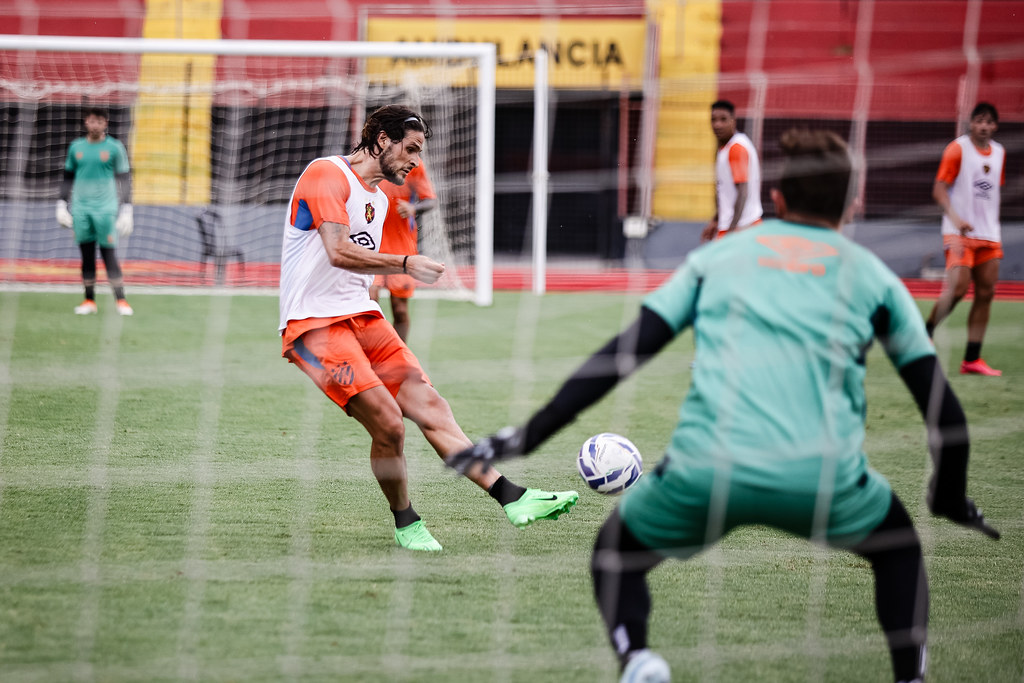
top-left (503, 488), bottom-right (579, 529)
top-left (394, 520), bottom-right (442, 552)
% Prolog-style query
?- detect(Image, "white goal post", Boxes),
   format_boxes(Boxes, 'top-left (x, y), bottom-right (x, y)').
top-left (0, 34), bottom-right (496, 306)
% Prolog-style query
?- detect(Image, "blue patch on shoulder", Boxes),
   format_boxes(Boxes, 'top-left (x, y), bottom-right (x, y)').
top-left (294, 199), bottom-right (315, 231)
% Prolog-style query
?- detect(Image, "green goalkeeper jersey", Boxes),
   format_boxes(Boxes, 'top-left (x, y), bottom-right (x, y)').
top-left (640, 219), bottom-right (934, 496)
top-left (64, 136), bottom-right (130, 214)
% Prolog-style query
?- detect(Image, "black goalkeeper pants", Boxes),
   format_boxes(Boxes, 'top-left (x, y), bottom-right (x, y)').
top-left (80, 242), bottom-right (126, 300)
top-left (591, 493), bottom-right (927, 682)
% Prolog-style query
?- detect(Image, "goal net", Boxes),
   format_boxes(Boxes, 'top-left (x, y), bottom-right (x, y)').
top-left (0, 36), bottom-right (496, 305)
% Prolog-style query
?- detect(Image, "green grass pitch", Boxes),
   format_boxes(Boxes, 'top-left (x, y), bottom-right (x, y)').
top-left (0, 290), bottom-right (1021, 682)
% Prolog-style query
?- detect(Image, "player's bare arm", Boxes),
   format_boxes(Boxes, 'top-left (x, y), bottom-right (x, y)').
top-left (730, 183), bottom-right (748, 230)
top-left (700, 219), bottom-right (719, 242)
top-left (933, 179), bottom-right (972, 234)
top-left (318, 220), bottom-right (445, 283)
top-left (701, 194), bottom-right (720, 242)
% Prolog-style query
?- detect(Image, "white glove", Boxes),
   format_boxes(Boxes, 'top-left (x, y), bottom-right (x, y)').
top-left (56, 200), bottom-right (73, 229)
top-left (116, 204), bottom-right (134, 237)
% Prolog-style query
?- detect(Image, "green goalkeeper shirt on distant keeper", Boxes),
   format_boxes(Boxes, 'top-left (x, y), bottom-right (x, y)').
top-left (634, 218), bottom-right (935, 514)
top-left (64, 136), bottom-right (130, 215)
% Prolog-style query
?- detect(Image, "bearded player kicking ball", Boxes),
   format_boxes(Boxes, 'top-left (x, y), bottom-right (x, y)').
top-left (278, 105), bottom-right (578, 551)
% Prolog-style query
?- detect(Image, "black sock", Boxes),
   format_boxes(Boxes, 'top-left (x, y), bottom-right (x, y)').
top-left (964, 341), bottom-right (981, 363)
top-left (591, 510), bottom-right (663, 668)
top-left (487, 476), bottom-right (527, 506)
top-left (851, 495), bottom-right (928, 683)
top-left (113, 286), bottom-right (126, 300)
top-left (85, 285), bottom-right (95, 301)
top-left (925, 321), bottom-right (935, 338)
top-left (392, 504), bottom-right (420, 529)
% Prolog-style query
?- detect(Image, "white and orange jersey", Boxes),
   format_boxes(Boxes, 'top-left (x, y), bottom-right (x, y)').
top-left (716, 132), bottom-right (763, 230)
top-left (936, 135), bottom-right (1005, 243)
top-left (279, 156), bottom-right (390, 333)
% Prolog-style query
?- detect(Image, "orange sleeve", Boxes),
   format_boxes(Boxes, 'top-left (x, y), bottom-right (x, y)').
top-left (290, 159), bottom-right (351, 229)
top-left (407, 164), bottom-right (436, 200)
top-left (728, 143), bottom-right (749, 184)
top-left (378, 172), bottom-right (418, 255)
top-left (935, 141), bottom-right (961, 185)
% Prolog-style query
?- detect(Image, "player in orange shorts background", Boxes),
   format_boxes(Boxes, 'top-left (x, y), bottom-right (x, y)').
top-left (925, 102), bottom-right (1006, 376)
top-left (370, 161), bottom-right (436, 342)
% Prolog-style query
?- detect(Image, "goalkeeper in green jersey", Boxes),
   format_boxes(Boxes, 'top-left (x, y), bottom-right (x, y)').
top-left (57, 106), bottom-right (134, 316)
top-left (448, 129), bottom-right (998, 683)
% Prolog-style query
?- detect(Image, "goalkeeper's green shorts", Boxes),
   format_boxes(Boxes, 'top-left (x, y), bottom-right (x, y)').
top-left (72, 209), bottom-right (118, 247)
top-left (618, 456), bottom-right (893, 558)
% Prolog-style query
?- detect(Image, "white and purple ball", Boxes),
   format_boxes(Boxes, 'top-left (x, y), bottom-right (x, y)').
top-left (577, 432), bottom-right (643, 495)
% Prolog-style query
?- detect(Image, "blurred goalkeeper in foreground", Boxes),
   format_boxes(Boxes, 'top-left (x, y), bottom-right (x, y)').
top-left (57, 106), bottom-right (134, 316)
top-left (448, 129), bottom-right (998, 683)
top-left (279, 105), bottom-right (577, 552)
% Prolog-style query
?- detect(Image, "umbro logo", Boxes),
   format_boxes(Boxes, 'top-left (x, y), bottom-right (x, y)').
top-left (756, 235), bottom-right (838, 276)
top-left (973, 179), bottom-right (993, 200)
top-left (349, 231), bottom-right (377, 250)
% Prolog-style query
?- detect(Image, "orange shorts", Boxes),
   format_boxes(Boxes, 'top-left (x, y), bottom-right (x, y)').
top-left (943, 235), bottom-right (1003, 269)
top-left (372, 273), bottom-right (416, 299)
top-left (282, 315), bottom-right (430, 412)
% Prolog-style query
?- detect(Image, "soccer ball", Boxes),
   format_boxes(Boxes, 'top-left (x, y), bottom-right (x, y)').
top-left (577, 432), bottom-right (643, 495)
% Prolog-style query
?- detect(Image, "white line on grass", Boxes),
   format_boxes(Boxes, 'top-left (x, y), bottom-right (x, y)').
top-left (0, 292), bottom-right (18, 520)
top-left (175, 295), bottom-right (232, 681)
top-left (487, 289), bottom-right (547, 683)
top-left (279, 381), bottom-right (324, 680)
top-left (73, 304), bottom-right (127, 682)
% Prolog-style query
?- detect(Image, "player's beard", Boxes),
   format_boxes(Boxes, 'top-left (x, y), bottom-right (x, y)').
top-left (379, 147), bottom-right (408, 186)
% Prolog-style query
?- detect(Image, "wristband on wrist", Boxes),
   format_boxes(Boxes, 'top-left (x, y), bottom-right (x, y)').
top-left (402, 255), bottom-right (409, 273)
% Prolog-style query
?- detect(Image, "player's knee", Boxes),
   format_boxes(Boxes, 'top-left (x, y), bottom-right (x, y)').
top-left (947, 285), bottom-right (969, 302)
top-left (973, 283), bottom-right (995, 302)
top-left (417, 387), bottom-right (454, 421)
top-left (377, 413), bottom-right (406, 448)
top-left (359, 403), bottom-right (406, 449)
top-left (391, 299), bottom-right (410, 322)
top-left (854, 497), bottom-right (923, 568)
top-left (591, 511), bottom-right (642, 576)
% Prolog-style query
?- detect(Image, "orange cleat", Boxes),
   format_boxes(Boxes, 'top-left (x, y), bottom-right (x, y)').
top-left (960, 359), bottom-right (1001, 376)
top-left (74, 299), bottom-right (98, 315)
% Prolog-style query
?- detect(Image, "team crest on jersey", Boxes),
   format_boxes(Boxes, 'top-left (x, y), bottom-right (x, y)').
top-left (365, 203), bottom-right (375, 223)
top-left (983, 164), bottom-right (991, 174)
top-left (100, 150), bottom-right (110, 162)
top-left (756, 235), bottom-right (838, 276)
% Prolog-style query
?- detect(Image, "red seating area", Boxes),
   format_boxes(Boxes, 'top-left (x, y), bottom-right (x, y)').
top-left (719, 0), bottom-right (1023, 121)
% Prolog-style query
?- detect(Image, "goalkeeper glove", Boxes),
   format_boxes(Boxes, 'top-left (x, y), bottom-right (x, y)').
top-left (445, 426), bottom-right (525, 475)
top-left (928, 487), bottom-right (1000, 540)
top-left (115, 204), bottom-right (133, 237)
top-left (56, 200), bottom-right (73, 229)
